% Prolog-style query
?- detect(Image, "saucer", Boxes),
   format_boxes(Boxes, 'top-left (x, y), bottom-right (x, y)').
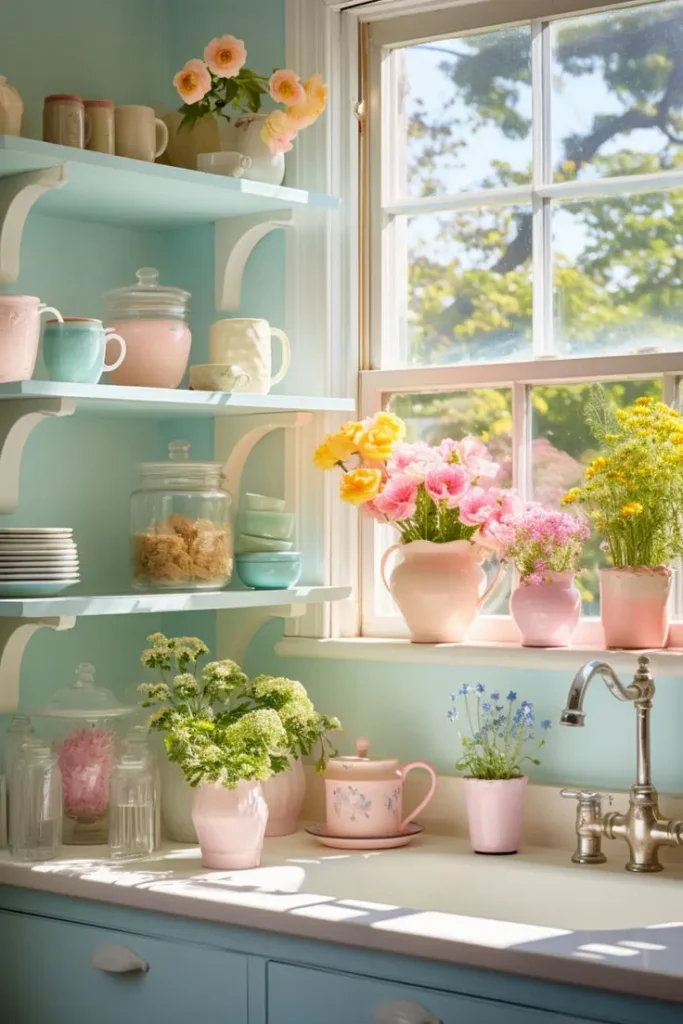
top-left (305, 822), bottom-right (423, 850)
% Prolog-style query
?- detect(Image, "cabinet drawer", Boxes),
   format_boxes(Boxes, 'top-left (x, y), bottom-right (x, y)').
top-left (267, 963), bottom-right (601, 1024)
top-left (0, 910), bottom-right (247, 1024)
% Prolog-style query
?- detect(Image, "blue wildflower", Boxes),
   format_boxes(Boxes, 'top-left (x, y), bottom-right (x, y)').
top-left (507, 690), bottom-right (517, 702)
top-left (447, 708), bottom-right (457, 722)
top-left (475, 683), bottom-right (485, 694)
top-left (449, 693), bottom-right (457, 702)
top-left (520, 700), bottom-right (533, 711)
top-left (481, 702), bottom-right (492, 713)
top-left (490, 692), bottom-right (500, 701)
top-left (541, 719), bottom-right (552, 730)
top-left (458, 685), bottom-right (470, 696)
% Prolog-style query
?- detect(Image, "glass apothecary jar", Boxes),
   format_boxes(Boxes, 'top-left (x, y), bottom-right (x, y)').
top-left (131, 439), bottom-right (233, 591)
top-left (34, 663), bottom-right (134, 845)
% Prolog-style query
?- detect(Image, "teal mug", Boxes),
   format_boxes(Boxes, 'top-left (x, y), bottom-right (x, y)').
top-left (42, 317), bottom-right (126, 384)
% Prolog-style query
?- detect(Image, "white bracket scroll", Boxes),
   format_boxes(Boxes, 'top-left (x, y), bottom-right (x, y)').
top-left (0, 166), bottom-right (67, 285)
top-left (220, 410), bottom-right (312, 506)
top-left (221, 605), bottom-right (306, 665)
top-left (0, 615), bottom-right (76, 713)
top-left (0, 397), bottom-right (77, 513)
top-left (214, 209), bottom-right (295, 311)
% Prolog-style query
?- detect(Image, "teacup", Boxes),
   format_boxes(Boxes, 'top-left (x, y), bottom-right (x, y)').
top-left (42, 318), bottom-right (126, 384)
top-left (189, 363), bottom-right (251, 392)
top-left (197, 151), bottom-right (253, 178)
top-left (324, 737), bottom-right (437, 838)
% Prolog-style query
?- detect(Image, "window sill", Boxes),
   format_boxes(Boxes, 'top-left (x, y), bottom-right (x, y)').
top-left (275, 636), bottom-right (683, 675)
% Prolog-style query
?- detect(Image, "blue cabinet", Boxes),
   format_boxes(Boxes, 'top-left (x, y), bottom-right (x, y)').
top-left (0, 909), bottom-right (248, 1024)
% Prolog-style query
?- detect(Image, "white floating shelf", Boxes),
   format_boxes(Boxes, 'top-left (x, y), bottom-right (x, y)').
top-left (0, 136), bottom-right (340, 228)
top-left (0, 585), bottom-right (351, 619)
top-left (0, 381), bottom-right (355, 418)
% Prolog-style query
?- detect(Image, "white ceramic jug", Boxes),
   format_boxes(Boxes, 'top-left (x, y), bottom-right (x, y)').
top-left (209, 318), bottom-right (290, 394)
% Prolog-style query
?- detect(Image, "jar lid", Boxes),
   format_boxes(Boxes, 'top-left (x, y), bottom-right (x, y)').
top-left (35, 663), bottom-right (133, 719)
top-left (326, 737), bottom-right (398, 776)
top-left (45, 93), bottom-right (84, 103)
top-left (105, 267), bottom-right (191, 322)
top-left (138, 439), bottom-right (226, 490)
top-left (84, 98), bottom-right (114, 108)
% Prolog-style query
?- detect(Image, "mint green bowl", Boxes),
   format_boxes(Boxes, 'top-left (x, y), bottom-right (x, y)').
top-left (235, 552), bottom-right (302, 590)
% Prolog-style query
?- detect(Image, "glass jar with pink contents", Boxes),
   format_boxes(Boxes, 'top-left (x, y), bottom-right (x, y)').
top-left (34, 663), bottom-right (134, 845)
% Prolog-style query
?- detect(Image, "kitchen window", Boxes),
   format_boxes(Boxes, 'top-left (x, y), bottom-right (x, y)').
top-left (358, 0), bottom-right (683, 642)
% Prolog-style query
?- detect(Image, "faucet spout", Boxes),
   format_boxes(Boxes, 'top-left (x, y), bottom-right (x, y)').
top-left (560, 659), bottom-right (640, 727)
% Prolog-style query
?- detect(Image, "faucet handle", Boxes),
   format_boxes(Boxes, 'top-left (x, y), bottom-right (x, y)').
top-left (560, 788), bottom-right (611, 807)
top-left (560, 789), bottom-right (609, 865)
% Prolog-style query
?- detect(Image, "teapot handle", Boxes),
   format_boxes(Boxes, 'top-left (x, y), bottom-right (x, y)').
top-left (398, 761), bottom-right (437, 831)
top-left (379, 544), bottom-right (401, 594)
top-left (477, 558), bottom-right (504, 610)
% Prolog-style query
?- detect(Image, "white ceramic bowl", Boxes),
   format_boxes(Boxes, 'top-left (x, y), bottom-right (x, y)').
top-left (189, 363), bottom-right (251, 392)
top-left (245, 493), bottom-right (286, 513)
top-left (240, 510), bottom-right (294, 541)
top-left (237, 533), bottom-right (294, 554)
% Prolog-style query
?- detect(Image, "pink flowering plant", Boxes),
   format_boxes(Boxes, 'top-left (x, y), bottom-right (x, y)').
top-left (499, 504), bottom-right (589, 585)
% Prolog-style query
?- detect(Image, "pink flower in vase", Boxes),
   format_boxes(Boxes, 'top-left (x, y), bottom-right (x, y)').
top-left (204, 35), bottom-right (247, 78)
top-left (388, 442), bottom-right (442, 477)
top-left (459, 486), bottom-right (501, 526)
top-left (449, 436), bottom-right (500, 483)
top-left (269, 69), bottom-right (306, 107)
top-left (424, 462), bottom-right (468, 508)
top-left (373, 474), bottom-right (419, 521)
top-left (478, 490), bottom-right (523, 551)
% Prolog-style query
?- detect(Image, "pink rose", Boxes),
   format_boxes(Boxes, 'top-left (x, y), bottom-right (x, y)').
top-left (453, 435), bottom-right (500, 484)
top-left (424, 463), bottom-right (468, 508)
top-left (373, 474), bottom-right (419, 522)
top-left (387, 442), bottom-right (442, 477)
top-left (204, 35), bottom-right (247, 78)
top-left (458, 486), bottom-right (501, 526)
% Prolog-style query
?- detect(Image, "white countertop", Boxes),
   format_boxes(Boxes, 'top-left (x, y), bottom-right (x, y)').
top-left (2, 832), bottom-right (683, 1003)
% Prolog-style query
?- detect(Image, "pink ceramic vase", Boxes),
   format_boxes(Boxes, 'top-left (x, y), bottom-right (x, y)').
top-left (510, 571), bottom-right (581, 648)
top-left (463, 776), bottom-right (527, 854)
top-left (380, 539), bottom-right (500, 644)
top-left (192, 780), bottom-right (268, 870)
top-left (262, 757), bottom-right (306, 837)
top-left (600, 566), bottom-right (672, 649)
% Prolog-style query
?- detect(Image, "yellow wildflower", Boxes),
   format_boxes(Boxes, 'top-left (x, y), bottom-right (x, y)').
top-left (339, 467), bottom-right (382, 506)
top-left (561, 488), bottom-right (583, 505)
top-left (621, 502), bottom-right (643, 518)
top-left (635, 396), bottom-right (652, 406)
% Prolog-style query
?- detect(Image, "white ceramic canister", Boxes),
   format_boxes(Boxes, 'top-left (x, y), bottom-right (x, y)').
top-left (0, 296), bottom-right (63, 382)
top-left (0, 76), bottom-right (23, 136)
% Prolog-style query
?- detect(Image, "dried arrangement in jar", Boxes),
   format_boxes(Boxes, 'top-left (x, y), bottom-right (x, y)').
top-left (134, 513), bottom-right (232, 586)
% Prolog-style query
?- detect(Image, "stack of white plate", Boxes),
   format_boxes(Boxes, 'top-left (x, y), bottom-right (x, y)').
top-left (0, 529), bottom-right (79, 597)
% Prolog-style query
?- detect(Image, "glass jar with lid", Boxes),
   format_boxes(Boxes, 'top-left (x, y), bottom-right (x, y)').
top-left (131, 439), bottom-right (233, 590)
top-left (34, 663), bottom-right (134, 845)
top-left (104, 267), bottom-right (191, 389)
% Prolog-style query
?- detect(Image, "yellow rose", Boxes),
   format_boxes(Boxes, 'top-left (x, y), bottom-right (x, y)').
top-left (313, 439), bottom-right (339, 470)
top-left (339, 467), bottom-right (382, 505)
top-left (356, 413), bottom-right (406, 463)
top-left (372, 412), bottom-right (406, 443)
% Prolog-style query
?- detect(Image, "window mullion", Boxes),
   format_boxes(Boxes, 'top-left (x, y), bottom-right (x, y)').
top-left (512, 382), bottom-right (531, 501)
top-left (532, 20), bottom-right (554, 360)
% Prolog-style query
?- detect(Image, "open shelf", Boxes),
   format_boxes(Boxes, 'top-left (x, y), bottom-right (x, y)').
top-left (0, 136), bottom-right (340, 228)
top-left (0, 381), bottom-right (355, 418)
top-left (0, 585), bottom-right (350, 618)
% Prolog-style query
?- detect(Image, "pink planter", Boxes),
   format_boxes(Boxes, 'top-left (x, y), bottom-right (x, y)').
top-left (262, 758), bottom-right (306, 837)
top-left (0, 295), bottom-right (62, 382)
top-left (463, 776), bottom-right (527, 854)
top-left (510, 571), bottom-right (581, 648)
top-left (192, 780), bottom-right (268, 870)
top-left (105, 319), bottom-right (191, 389)
top-left (600, 566), bottom-right (672, 649)
top-left (380, 539), bottom-right (499, 643)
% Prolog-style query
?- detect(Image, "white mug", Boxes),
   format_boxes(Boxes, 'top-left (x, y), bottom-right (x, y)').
top-left (114, 105), bottom-right (168, 162)
top-left (209, 318), bottom-right (291, 394)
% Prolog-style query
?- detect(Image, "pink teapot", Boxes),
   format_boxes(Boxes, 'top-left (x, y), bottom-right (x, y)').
top-left (324, 737), bottom-right (437, 838)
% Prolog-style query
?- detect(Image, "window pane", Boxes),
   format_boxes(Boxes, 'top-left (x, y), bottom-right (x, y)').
top-left (396, 25), bottom-right (532, 198)
top-left (382, 389), bottom-right (512, 615)
top-left (553, 189), bottom-right (683, 356)
top-left (531, 380), bottom-right (661, 614)
top-left (403, 205), bottom-right (532, 367)
top-left (552, 2), bottom-right (683, 183)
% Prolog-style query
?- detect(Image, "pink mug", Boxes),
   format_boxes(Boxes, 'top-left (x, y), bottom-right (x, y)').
top-left (0, 295), bottom-right (63, 382)
top-left (324, 737), bottom-right (437, 838)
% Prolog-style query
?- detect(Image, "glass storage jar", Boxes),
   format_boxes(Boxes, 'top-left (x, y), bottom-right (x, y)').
top-left (34, 663), bottom-right (134, 845)
top-left (103, 267), bottom-right (191, 389)
top-left (10, 738), bottom-right (62, 861)
top-left (131, 439), bottom-right (233, 590)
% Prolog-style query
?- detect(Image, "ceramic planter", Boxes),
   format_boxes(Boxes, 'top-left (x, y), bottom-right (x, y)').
top-left (600, 566), bottom-right (672, 649)
top-left (510, 571), bottom-right (581, 648)
top-left (163, 111), bottom-right (237, 170)
top-left (380, 539), bottom-right (499, 644)
top-left (463, 776), bottom-right (527, 854)
top-left (234, 116), bottom-right (286, 185)
top-left (192, 780), bottom-right (268, 870)
top-left (262, 757), bottom-right (306, 837)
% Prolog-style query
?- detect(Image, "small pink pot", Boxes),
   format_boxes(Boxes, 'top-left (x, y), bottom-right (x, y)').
top-left (0, 295), bottom-right (62, 382)
top-left (262, 757), bottom-right (306, 837)
top-left (105, 319), bottom-right (191, 389)
top-left (600, 566), bottom-right (672, 649)
top-left (192, 780), bottom-right (268, 870)
top-left (463, 776), bottom-right (527, 854)
top-left (510, 571), bottom-right (581, 648)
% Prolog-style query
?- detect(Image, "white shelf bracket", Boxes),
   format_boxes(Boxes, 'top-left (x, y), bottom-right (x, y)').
top-left (0, 615), bottom-right (76, 713)
top-left (0, 166), bottom-right (67, 285)
top-left (0, 397), bottom-right (77, 514)
top-left (220, 410), bottom-right (312, 505)
top-left (220, 604), bottom-right (306, 665)
top-left (214, 209), bottom-right (296, 311)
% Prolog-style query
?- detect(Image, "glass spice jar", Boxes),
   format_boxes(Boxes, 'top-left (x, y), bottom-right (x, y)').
top-left (131, 439), bottom-right (233, 591)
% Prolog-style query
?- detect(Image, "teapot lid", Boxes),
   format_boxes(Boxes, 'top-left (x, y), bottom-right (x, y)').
top-left (105, 267), bottom-right (190, 321)
top-left (328, 737), bottom-right (398, 773)
top-left (35, 663), bottom-right (133, 719)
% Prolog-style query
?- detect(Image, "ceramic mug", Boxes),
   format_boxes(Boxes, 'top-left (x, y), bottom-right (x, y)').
top-left (209, 318), bottom-right (291, 394)
top-left (115, 105), bottom-right (169, 162)
top-left (0, 295), bottom-right (63, 382)
top-left (42, 318), bottom-right (126, 384)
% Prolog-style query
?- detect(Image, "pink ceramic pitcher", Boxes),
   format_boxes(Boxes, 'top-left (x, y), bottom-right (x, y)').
top-left (0, 295), bottom-right (63, 381)
top-left (324, 737), bottom-right (437, 838)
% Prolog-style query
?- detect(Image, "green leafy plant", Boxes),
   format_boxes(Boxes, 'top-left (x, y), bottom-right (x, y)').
top-left (139, 633), bottom-right (340, 789)
top-left (449, 684), bottom-right (551, 780)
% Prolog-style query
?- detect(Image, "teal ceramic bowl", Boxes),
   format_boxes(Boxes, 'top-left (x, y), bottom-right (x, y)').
top-left (239, 510), bottom-right (294, 540)
top-left (235, 552), bottom-right (302, 590)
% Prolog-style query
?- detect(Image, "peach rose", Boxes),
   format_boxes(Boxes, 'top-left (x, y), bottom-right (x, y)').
top-left (204, 35), bottom-right (247, 78)
top-left (287, 74), bottom-right (328, 130)
top-left (261, 110), bottom-right (298, 155)
top-left (269, 69), bottom-right (306, 107)
top-left (173, 59), bottom-right (212, 105)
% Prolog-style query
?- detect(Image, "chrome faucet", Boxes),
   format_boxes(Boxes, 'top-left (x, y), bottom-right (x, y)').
top-left (560, 656), bottom-right (683, 873)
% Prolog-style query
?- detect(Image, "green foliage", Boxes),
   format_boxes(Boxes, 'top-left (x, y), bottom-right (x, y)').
top-left (139, 633), bottom-right (340, 788)
top-left (177, 67), bottom-right (269, 129)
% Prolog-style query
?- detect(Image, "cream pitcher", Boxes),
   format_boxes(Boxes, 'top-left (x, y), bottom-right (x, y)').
top-left (324, 737), bottom-right (437, 838)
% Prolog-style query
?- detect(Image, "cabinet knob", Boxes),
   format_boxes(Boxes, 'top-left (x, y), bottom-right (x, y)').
top-left (374, 999), bottom-right (443, 1024)
top-left (91, 944), bottom-right (149, 974)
